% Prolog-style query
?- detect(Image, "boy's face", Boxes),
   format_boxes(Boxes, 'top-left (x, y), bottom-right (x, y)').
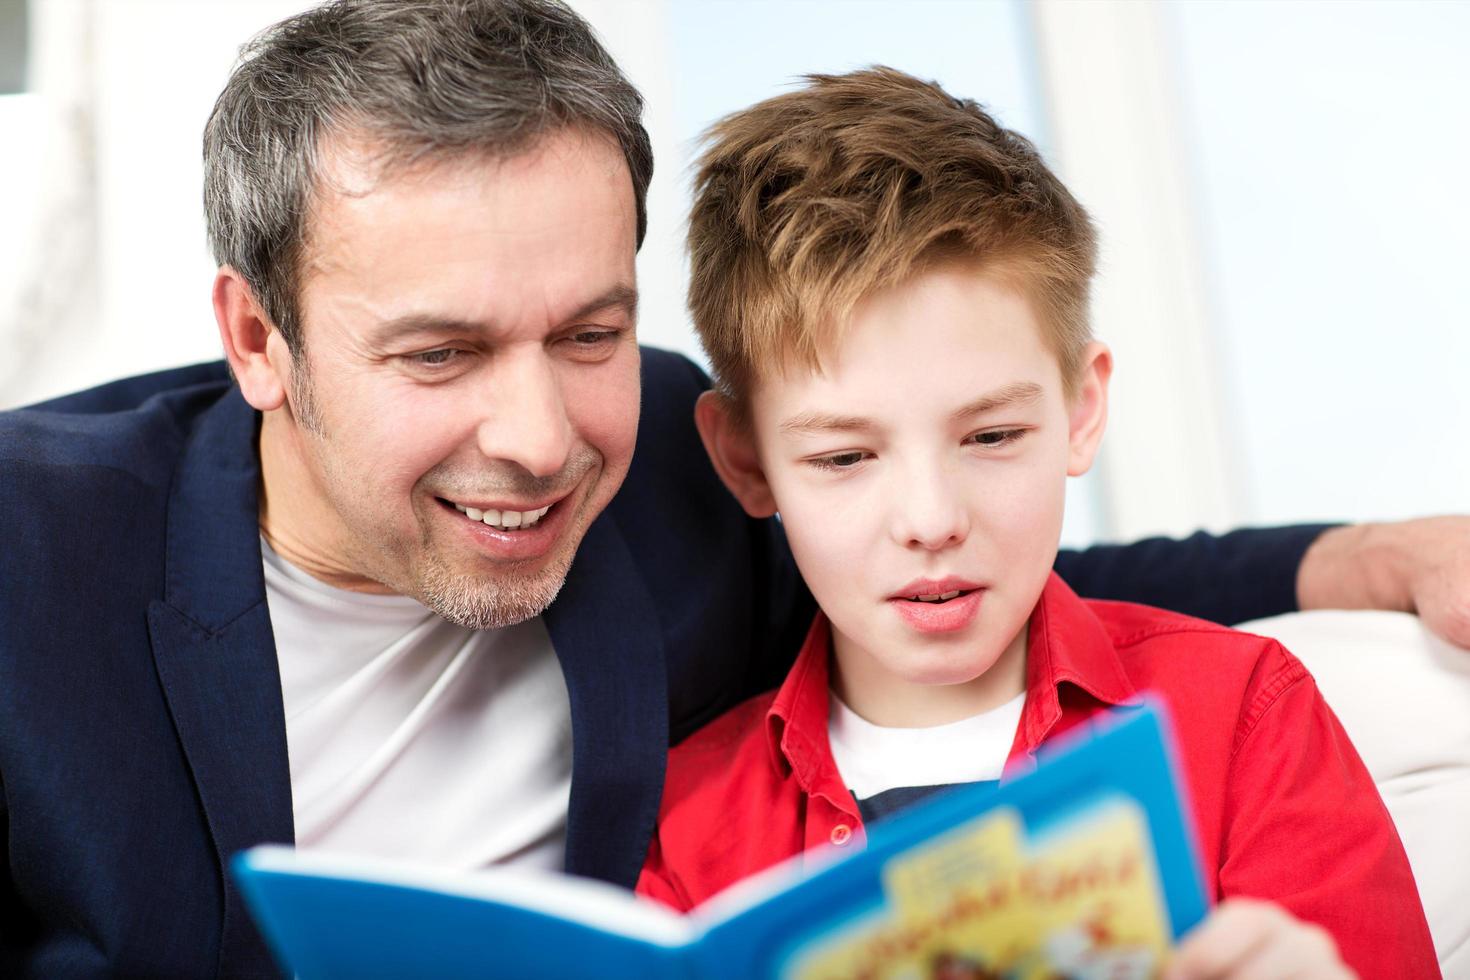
top-left (698, 261), bottom-right (1109, 725)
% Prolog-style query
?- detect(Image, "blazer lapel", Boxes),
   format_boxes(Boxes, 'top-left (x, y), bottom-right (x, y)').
top-left (146, 388), bottom-right (292, 979)
top-left (544, 511), bottom-right (669, 890)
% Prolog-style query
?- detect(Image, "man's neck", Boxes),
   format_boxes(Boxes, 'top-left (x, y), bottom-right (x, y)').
top-left (257, 409), bottom-right (396, 595)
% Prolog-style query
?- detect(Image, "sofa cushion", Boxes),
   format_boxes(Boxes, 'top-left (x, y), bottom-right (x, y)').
top-left (1234, 610), bottom-right (1470, 976)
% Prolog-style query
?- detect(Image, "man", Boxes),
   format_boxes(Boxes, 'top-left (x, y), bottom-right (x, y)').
top-left (0, 1), bottom-right (1464, 977)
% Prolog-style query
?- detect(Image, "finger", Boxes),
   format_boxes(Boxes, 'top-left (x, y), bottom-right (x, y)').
top-left (1224, 920), bottom-right (1351, 980)
top-left (1164, 899), bottom-right (1280, 980)
top-left (1419, 572), bottom-right (1470, 650)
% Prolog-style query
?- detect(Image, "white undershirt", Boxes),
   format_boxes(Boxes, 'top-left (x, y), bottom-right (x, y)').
top-left (263, 538), bottom-right (572, 871)
top-left (828, 691), bottom-right (1026, 799)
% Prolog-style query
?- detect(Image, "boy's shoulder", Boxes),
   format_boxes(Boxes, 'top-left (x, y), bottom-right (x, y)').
top-left (664, 688), bottom-right (783, 801)
top-left (1087, 596), bottom-right (1303, 671)
top-left (1081, 596), bottom-right (1311, 746)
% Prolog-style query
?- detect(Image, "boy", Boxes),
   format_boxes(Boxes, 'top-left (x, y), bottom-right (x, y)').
top-left (637, 68), bottom-right (1437, 978)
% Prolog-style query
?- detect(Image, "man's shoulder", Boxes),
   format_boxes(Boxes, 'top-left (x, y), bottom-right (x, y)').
top-left (3, 361), bottom-right (234, 483)
top-left (1, 363), bottom-right (240, 574)
top-left (22, 361), bottom-right (232, 416)
top-left (638, 344), bottom-right (709, 393)
top-left (631, 344), bottom-right (709, 448)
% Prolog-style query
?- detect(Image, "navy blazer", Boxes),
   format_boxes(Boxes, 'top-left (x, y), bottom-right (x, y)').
top-left (0, 349), bottom-right (1325, 978)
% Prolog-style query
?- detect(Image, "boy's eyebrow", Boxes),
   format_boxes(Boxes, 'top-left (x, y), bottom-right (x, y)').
top-left (950, 382), bottom-right (1044, 422)
top-left (778, 382), bottom-right (1045, 437)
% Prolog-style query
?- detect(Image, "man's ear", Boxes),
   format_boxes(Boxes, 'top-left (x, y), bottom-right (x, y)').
top-left (1066, 341), bottom-right (1112, 477)
top-left (214, 266), bottom-right (288, 412)
top-left (694, 390), bottom-right (778, 518)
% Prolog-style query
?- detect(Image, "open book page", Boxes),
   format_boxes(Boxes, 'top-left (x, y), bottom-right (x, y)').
top-left (236, 847), bottom-right (696, 978)
top-left (236, 700), bottom-right (1204, 979)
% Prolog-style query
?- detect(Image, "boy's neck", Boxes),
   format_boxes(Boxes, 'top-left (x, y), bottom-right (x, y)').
top-left (828, 620), bottom-right (1028, 729)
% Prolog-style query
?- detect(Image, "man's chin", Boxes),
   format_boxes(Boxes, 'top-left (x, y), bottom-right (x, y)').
top-left (415, 552), bottom-right (573, 630)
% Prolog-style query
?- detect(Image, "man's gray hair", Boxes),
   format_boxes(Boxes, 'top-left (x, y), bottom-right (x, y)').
top-left (203, 0), bottom-right (653, 356)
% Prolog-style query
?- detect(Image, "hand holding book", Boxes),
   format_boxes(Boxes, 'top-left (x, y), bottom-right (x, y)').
top-left (1165, 899), bottom-right (1354, 980)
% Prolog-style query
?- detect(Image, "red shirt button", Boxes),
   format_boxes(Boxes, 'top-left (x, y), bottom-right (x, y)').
top-left (830, 824), bottom-right (852, 846)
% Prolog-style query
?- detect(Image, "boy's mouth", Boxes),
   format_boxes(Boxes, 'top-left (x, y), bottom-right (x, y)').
top-left (903, 590), bottom-right (968, 604)
top-left (888, 580), bottom-right (985, 633)
top-left (888, 577), bottom-right (983, 604)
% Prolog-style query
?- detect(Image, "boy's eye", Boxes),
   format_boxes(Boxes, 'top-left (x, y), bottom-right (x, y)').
top-left (967, 428), bottom-right (1026, 448)
top-left (809, 450), bottom-right (872, 471)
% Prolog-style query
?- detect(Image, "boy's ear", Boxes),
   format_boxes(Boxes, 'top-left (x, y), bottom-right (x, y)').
top-left (694, 390), bottom-right (778, 518)
top-left (214, 266), bottom-right (289, 412)
top-left (1066, 341), bottom-right (1112, 477)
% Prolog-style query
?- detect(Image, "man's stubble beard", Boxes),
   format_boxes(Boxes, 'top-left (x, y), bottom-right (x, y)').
top-left (416, 542), bottom-right (575, 631)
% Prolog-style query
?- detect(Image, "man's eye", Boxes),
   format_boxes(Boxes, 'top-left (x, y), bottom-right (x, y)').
top-left (408, 349), bottom-right (461, 367)
top-left (968, 428), bottom-right (1025, 447)
top-left (569, 330), bottom-right (617, 346)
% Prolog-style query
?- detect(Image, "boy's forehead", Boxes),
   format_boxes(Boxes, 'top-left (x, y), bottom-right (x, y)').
top-left (758, 264), bottom-right (1060, 398)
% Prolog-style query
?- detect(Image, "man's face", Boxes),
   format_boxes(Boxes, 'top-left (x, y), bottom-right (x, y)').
top-left (266, 127), bottom-right (641, 628)
top-left (745, 262), bottom-right (1103, 720)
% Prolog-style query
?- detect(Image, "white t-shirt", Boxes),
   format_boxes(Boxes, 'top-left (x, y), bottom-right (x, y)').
top-left (262, 539), bottom-right (572, 871)
top-left (828, 691), bottom-right (1026, 801)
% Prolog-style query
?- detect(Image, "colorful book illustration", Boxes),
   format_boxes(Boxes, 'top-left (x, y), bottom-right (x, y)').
top-left (234, 698), bottom-right (1207, 979)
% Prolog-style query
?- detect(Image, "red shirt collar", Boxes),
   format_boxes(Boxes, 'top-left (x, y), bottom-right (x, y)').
top-left (764, 572), bottom-right (1139, 792)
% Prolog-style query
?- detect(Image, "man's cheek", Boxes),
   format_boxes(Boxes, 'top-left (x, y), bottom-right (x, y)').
top-left (576, 380), bottom-right (640, 465)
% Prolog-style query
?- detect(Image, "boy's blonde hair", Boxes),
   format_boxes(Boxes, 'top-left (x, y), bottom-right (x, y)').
top-left (688, 67), bottom-right (1098, 409)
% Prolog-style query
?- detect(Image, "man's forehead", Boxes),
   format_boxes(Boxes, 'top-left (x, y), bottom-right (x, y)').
top-left (308, 124), bottom-right (629, 215)
top-left (296, 126), bottom-right (637, 321)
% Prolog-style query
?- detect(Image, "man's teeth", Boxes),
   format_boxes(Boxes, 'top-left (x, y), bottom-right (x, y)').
top-left (909, 590), bottom-right (963, 603)
top-left (452, 502), bottom-right (552, 529)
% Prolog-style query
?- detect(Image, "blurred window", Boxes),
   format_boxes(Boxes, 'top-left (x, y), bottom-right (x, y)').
top-left (1170, 0), bottom-right (1470, 524)
top-left (0, 0), bottom-right (26, 94)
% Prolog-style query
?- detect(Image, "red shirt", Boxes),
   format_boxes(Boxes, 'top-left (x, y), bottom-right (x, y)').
top-left (637, 573), bottom-right (1438, 979)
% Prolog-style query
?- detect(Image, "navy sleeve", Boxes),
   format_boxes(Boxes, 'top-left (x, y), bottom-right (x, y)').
top-left (1053, 525), bottom-right (1334, 625)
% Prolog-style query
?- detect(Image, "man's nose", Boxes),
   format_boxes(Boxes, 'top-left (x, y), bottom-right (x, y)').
top-left (475, 350), bottom-right (574, 478)
top-left (889, 459), bottom-right (970, 552)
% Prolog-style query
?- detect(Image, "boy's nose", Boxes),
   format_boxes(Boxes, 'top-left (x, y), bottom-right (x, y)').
top-left (474, 350), bottom-right (574, 478)
top-left (890, 466), bottom-right (971, 551)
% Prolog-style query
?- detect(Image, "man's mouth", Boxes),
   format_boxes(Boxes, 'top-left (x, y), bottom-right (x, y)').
top-left (439, 498), bottom-right (554, 532)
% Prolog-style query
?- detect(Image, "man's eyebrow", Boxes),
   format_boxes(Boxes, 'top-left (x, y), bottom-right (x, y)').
top-left (366, 283), bottom-right (639, 345)
top-left (566, 283), bottom-right (639, 324)
top-left (949, 382), bottom-right (1044, 422)
top-left (366, 314), bottom-right (482, 345)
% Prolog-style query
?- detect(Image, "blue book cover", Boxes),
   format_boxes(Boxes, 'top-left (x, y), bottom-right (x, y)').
top-left (234, 698), bottom-right (1207, 979)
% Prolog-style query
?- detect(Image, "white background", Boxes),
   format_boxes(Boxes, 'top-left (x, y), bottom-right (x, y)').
top-left (1, 0), bottom-right (1465, 547)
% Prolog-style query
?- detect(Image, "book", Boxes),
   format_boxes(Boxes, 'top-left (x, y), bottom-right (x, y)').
top-left (234, 698), bottom-right (1207, 979)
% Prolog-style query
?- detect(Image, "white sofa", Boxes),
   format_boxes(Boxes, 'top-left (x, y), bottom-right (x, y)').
top-left (1235, 610), bottom-right (1470, 978)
